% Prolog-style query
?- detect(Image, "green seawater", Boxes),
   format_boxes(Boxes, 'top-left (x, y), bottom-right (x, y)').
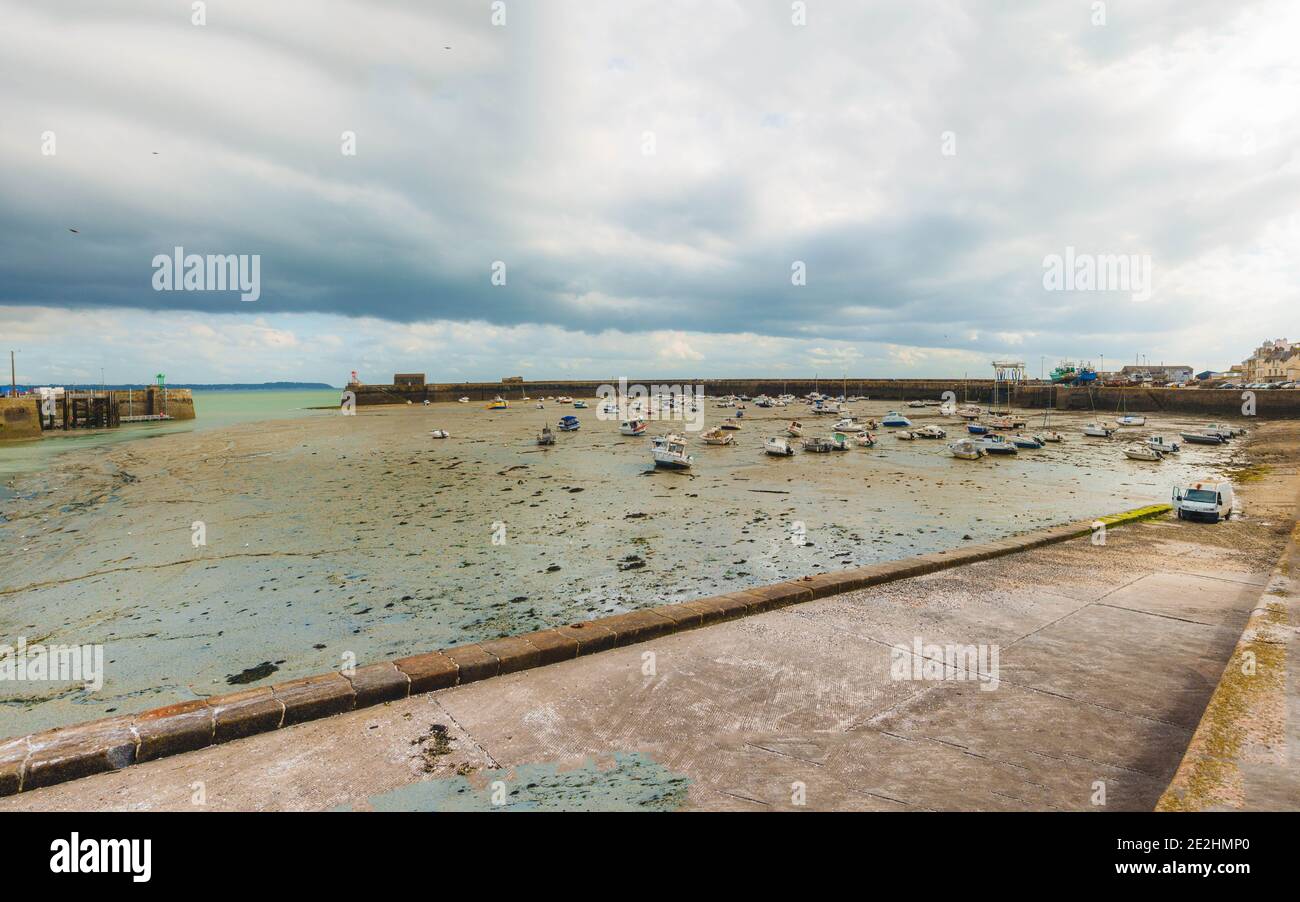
top-left (0, 389), bottom-right (340, 481)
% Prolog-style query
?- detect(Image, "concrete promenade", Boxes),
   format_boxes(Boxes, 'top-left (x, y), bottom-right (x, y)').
top-left (2, 511), bottom-right (1282, 811)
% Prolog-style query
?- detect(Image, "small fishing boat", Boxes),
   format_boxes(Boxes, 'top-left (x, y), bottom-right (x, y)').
top-left (1082, 422), bottom-right (1115, 437)
top-left (832, 418), bottom-right (858, 432)
top-left (895, 429), bottom-right (916, 441)
top-left (802, 435), bottom-right (849, 453)
top-left (981, 434), bottom-right (1019, 455)
top-left (967, 422), bottom-right (990, 435)
top-left (1146, 436), bottom-right (1179, 454)
top-left (949, 438), bottom-right (985, 460)
top-left (487, 397), bottom-right (509, 410)
top-left (787, 420), bottom-right (804, 437)
top-left (457, 397), bottom-right (470, 404)
top-left (1181, 431), bottom-right (1225, 445)
top-left (1203, 423), bottom-right (1245, 439)
top-left (1040, 431), bottom-right (1064, 443)
top-left (557, 396), bottom-right (573, 404)
top-left (764, 436), bottom-right (795, 456)
top-left (986, 415), bottom-right (1014, 430)
top-left (958, 405), bottom-right (982, 420)
top-left (1123, 444), bottom-right (1163, 461)
top-left (853, 431), bottom-right (876, 447)
top-left (755, 395), bottom-right (774, 408)
top-left (1010, 433), bottom-right (1043, 449)
top-left (558, 415), bottom-right (580, 432)
top-left (1117, 415), bottom-right (1147, 427)
top-left (430, 429), bottom-right (450, 439)
top-left (537, 426), bottom-right (555, 446)
top-left (881, 411), bottom-right (912, 428)
top-left (536, 401), bottom-right (545, 409)
top-left (651, 434), bottom-right (693, 469)
top-left (907, 400), bottom-right (927, 408)
top-left (702, 427), bottom-right (734, 445)
top-left (620, 419), bottom-right (647, 436)
top-left (573, 400), bottom-right (588, 409)
top-left (912, 425), bottom-right (947, 439)
top-left (720, 418), bottom-right (742, 431)
top-left (601, 402), bottom-right (619, 416)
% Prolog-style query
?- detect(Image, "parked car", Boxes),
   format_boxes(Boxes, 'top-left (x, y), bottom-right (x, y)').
top-left (1173, 479), bottom-right (1235, 523)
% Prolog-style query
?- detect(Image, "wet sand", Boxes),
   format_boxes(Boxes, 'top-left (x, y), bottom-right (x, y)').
top-left (0, 397), bottom-right (1256, 736)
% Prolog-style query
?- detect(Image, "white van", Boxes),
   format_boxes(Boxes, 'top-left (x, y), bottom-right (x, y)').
top-left (1173, 479), bottom-right (1235, 522)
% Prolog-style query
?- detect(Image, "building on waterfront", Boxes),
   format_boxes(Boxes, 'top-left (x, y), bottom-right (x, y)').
top-left (1241, 339), bottom-right (1300, 383)
top-left (1118, 364), bottom-right (1193, 384)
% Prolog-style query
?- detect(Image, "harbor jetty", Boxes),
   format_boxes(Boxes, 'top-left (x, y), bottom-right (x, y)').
top-left (346, 375), bottom-right (1300, 418)
top-left (0, 387), bottom-right (194, 442)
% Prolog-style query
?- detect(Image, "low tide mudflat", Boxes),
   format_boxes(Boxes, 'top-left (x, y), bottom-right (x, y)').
top-left (0, 398), bottom-right (1253, 735)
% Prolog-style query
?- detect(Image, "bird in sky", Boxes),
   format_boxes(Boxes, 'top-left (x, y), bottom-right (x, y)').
top-left (68, 228), bottom-right (79, 234)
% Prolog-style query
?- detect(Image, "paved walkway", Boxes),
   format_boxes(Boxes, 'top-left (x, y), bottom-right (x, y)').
top-left (1, 514), bottom-right (1275, 811)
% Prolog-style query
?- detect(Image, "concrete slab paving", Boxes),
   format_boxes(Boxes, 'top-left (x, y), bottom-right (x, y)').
top-left (0, 512), bottom-right (1279, 812)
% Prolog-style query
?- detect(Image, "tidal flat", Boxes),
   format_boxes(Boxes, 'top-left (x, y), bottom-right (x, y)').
top-left (0, 399), bottom-right (1247, 735)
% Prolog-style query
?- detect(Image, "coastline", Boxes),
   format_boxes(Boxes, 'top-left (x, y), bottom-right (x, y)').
top-left (0, 399), bottom-right (1264, 738)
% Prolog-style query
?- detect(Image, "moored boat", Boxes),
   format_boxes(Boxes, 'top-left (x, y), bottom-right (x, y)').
top-left (487, 397), bottom-right (509, 410)
top-left (853, 431), bottom-right (877, 447)
top-left (558, 415), bottom-right (580, 432)
top-left (967, 422), bottom-right (990, 435)
top-left (881, 411), bottom-right (912, 428)
top-left (764, 436), bottom-right (795, 456)
top-left (620, 419), bottom-right (647, 436)
top-left (702, 427), bottom-right (734, 445)
top-left (1009, 433), bottom-right (1043, 449)
top-left (949, 438), bottom-right (985, 460)
top-left (430, 429), bottom-right (450, 439)
top-left (1146, 436), bottom-right (1179, 453)
top-left (1181, 431), bottom-right (1224, 445)
top-left (786, 420), bottom-right (804, 437)
top-left (720, 417), bottom-right (742, 431)
top-left (981, 434), bottom-right (1019, 455)
top-left (1122, 444), bottom-right (1162, 461)
top-left (537, 426), bottom-right (555, 446)
top-left (651, 434), bottom-right (693, 469)
top-left (1082, 422), bottom-right (1115, 437)
top-left (912, 425), bottom-right (947, 439)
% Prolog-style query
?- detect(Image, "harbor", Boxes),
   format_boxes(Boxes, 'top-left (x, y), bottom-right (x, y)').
top-left (0, 388), bottom-right (1268, 741)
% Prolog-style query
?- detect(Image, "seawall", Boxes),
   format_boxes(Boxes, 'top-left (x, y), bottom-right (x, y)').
top-left (347, 378), bottom-right (1300, 418)
top-left (0, 397), bottom-right (42, 441)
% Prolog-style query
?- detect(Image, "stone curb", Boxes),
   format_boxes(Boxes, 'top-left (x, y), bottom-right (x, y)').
top-left (1156, 518), bottom-right (1299, 811)
top-left (0, 505), bottom-right (1170, 797)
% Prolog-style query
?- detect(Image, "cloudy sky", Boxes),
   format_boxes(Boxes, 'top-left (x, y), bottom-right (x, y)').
top-left (2, 0), bottom-right (1297, 385)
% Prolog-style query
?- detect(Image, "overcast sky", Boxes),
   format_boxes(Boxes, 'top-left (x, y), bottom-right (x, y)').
top-left (2, 0), bottom-right (1298, 385)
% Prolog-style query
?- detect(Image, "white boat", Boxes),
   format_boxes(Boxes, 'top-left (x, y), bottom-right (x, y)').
top-left (1082, 422), bottom-right (1115, 437)
top-left (537, 426), bottom-right (555, 446)
top-left (853, 431), bottom-right (876, 447)
top-left (535, 402), bottom-right (545, 409)
top-left (1117, 415), bottom-right (1146, 426)
top-left (1123, 444), bottom-right (1162, 461)
top-left (831, 418), bottom-right (858, 432)
top-left (895, 430), bottom-right (916, 441)
top-left (620, 419), bottom-right (647, 436)
top-left (1203, 423), bottom-right (1245, 439)
top-left (912, 425), bottom-right (947, 439)
top-left (701, 427), bottom-right (734, 445)
top-left (573, 400), bottom-right (588, 409)
top-left (981, 434), bottom-right (1019, 455)
top-left (949, 438), bottom-right (985, 460)
top-left (457, 397), bottom-right (469, 404)
top-left (881, 411), bottom-right (912, 428)
top-left (1146, 436), bottom-right (1179, 453)
top-left (802, 434), bottom-right (849, 453)
top-left (557, 396), bottom-right (573, 404)
top-left (1040, 431), bottom-right (1064, 443)
top-left (651, 434), bottom-right (693, 469)
top-left (764, 436), bottom-right (795, 456)
top-left (1181, 431), bottom-right (1225, 445)
top-left (1009, 433), bottom-right (1043, 449)
top-left (720, 417), bottom-right (742, 431)
top-left (907, 400), bottom-right (927, 408)
top-left (430, 429), bottom-right (450, 439)
top-left (786, 420), bottom-right (804, 437)
top-left (958, 405), bottom-right (982, 420)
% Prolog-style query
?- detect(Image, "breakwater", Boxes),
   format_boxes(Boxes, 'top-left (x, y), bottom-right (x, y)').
top-left (346, 378), bottom-right (1300, 418)
top-left (0, 388), bottom-right (195, 442)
